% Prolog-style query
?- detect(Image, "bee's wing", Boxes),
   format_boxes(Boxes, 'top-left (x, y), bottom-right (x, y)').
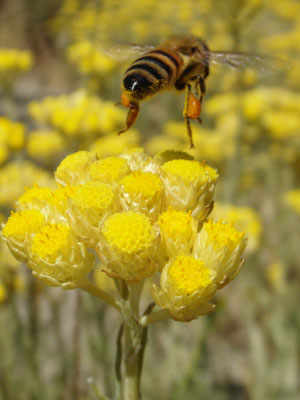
top-left (199, 50), bottom-right (286, 74)
top-left (103, 44), bottom-right (156, 61)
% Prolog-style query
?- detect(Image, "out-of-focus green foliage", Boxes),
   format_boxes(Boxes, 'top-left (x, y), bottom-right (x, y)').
top-left (0, 0), bottom-right (299, 399)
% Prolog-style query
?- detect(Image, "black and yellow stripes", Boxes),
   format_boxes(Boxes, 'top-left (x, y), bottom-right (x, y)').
top-left (123, 48), bottom-right (183, 100)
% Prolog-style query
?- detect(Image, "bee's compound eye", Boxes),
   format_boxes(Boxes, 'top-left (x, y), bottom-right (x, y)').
top-left (123, 74), bottom-right (151, 92)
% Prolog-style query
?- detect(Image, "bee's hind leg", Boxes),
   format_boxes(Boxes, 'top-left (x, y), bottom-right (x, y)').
top-left (119, 102), bottom-right (140, 135)
top-left (183, 84), bottom-right (195, 148)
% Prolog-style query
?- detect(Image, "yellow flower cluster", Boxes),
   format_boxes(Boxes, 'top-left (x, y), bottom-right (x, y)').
top-left (67, 40), bottom-right (118, 77)
top-left (243, 88), bottom-right (300, 138)
top-left (0, 118), bottom-right (25, 165)
top-left (212, 203), bottom-right (262, 253)
top-left (0, 161), bottom-right (53, 208)
top-left (2, 148), bottom-right (247, 321)
top-left (284, 190), bottom-right (300, 215)
top-left (0, 49), bottom-right (33, 84)
top-left (89, 130), bottom-right (140, 158)
top-left (26, 130), bottom-right (67, 166)
top-left (28, 90), bottom-right (126, 140)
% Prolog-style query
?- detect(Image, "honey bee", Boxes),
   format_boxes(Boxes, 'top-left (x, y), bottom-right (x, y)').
top-left (118, 35), bottom-right (276, 147)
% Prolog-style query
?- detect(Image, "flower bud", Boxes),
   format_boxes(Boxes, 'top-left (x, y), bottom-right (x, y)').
top-left (66, 182), bottom-right (118, 244)
top-left (193, 220), bottom-right (247, 288)
top-left (89, 156), bottom-right (129, 185)
top-left (55, 151), bottom-right (95, 186)
top-left (119, 172), bottom-right (164, 220)
top-left (158, 209), bottom-right (197, 258)
top-left (160, 159), bottom-right (218, 220)
top-left (152, 255), bottom-right (216, 321)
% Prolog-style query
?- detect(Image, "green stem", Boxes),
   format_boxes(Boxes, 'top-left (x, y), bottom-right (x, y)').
top-left (71, 291), bottom-right (82, 400)
top-left (140, 308), bottom-right (170, 326)
top-left (122, 323), bottom-right (141, 400)
top-left (79, 280), bottom-right (121, 310)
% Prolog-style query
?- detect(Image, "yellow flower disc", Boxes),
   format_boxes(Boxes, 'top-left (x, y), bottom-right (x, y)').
top-left (2, 209), bottom-right (45, 242)
top-left (102, 212), bottom-right (155, 255)
top-left (100, 211), bottom-right (158, 281)
top-left (29, 223), bottom-right (93, 287)
top-left (203, 220), bottom-right (245, 252)
top-left (162, 159), bottom-right (218, 184)
top-left (158, 209), bottom-right (196, 256)
top-left (119, 172), bottom-right (164, 218)
top-left (69, 182), bottom-right (114, 214)
top-left (120, 172), bottom-right (163, 200)
top-left (159, 209), bottom-right (194, 241)
top-left (89, 156), bottom-right (129, 184)
top-left (167, 255), bottom-right (214, 296)
top-left (30, 223), bottom-right (72, 264)
top-left (18, 186), bottom-right (55, 208)
top-left (67, 182), bottom-right (117, 236)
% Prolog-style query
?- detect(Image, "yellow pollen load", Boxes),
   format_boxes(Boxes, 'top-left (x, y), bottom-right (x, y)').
top-left (167, 255), bottom-right (214, 295)
top-left (120, 172), bottom-right (163, 200)
top-left (162, 159), bottom-right (218, 184)
top-left (203, 220), bottom-right (245, 251)
top-left (159, 209), bottom-right (193, 240)
top-left (102, 212), bottom-right (155, 254)
top-left (55, 151), bottom-right (92, 184)
top-left (2, 209), bottom-right (45, 241)
top-left (69, 182), bottom-right (115, 214)
top-left (89, 157), bottom-right (129, 184)
top-left (30, 223), bottom-right (72, 263)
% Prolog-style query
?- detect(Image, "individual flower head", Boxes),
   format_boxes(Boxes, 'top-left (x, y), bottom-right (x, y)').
top-left (158, 209), bottom-right (197, 259)
top-left (193, 220), bottom-right (247, 288)
top-left (28, 223), bottom-right (94, 288)
top-left (89, 156), bottom-right (130, 185)
top-left (121, 147), bottom-right (159, 173)
top-left (119, 171), bottom-right (164, 220)
top-left (2, 209), bottom-right (46, 262)
top-left (55, 151), bottom-right (95, 186)
top-left (212, 203), bottom-right (262, 253)
top-left (65, 182), bottom-right (119, 245)
top-left (160, 159), bottom-right (218, 221)
top-left (152, 255), bottom-right (216, 322)
top-left (98, 211), bottom-right (159, 281)
top-left (16, 185), bottom-right (69, 223)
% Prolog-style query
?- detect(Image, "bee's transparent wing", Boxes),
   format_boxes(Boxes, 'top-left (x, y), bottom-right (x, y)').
top-left (199, 50), bottom-right (286, 74)
top-left (103, 44), bottom-right (156, 61)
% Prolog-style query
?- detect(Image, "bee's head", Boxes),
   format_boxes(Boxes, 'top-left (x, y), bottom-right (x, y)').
top-left (123, 73), bottom-right (152, 100)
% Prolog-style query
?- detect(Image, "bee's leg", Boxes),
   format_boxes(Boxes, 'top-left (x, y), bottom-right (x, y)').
top-left (118, 103), bottom-right (139, 135)
top-left (183, 84), bottom-right (195, 148)
top-left (195, 77), bottom-right (207, 124)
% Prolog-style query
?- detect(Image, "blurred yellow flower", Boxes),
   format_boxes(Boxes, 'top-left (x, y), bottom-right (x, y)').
top-left (27, 130), bottom-right (66, 164)
top-left (284, 190), bottom-right (300, 214)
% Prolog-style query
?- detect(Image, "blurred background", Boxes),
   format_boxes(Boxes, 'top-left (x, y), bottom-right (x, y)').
top-left (0, 0), bottom-right (300, 399)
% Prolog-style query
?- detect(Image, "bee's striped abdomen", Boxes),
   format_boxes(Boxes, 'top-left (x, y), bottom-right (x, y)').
top-left (123, 48), bottom-right (183, 100)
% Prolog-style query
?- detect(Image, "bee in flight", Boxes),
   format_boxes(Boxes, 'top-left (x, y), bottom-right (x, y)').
top-left (117, 35), bottom-right (274, 148)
